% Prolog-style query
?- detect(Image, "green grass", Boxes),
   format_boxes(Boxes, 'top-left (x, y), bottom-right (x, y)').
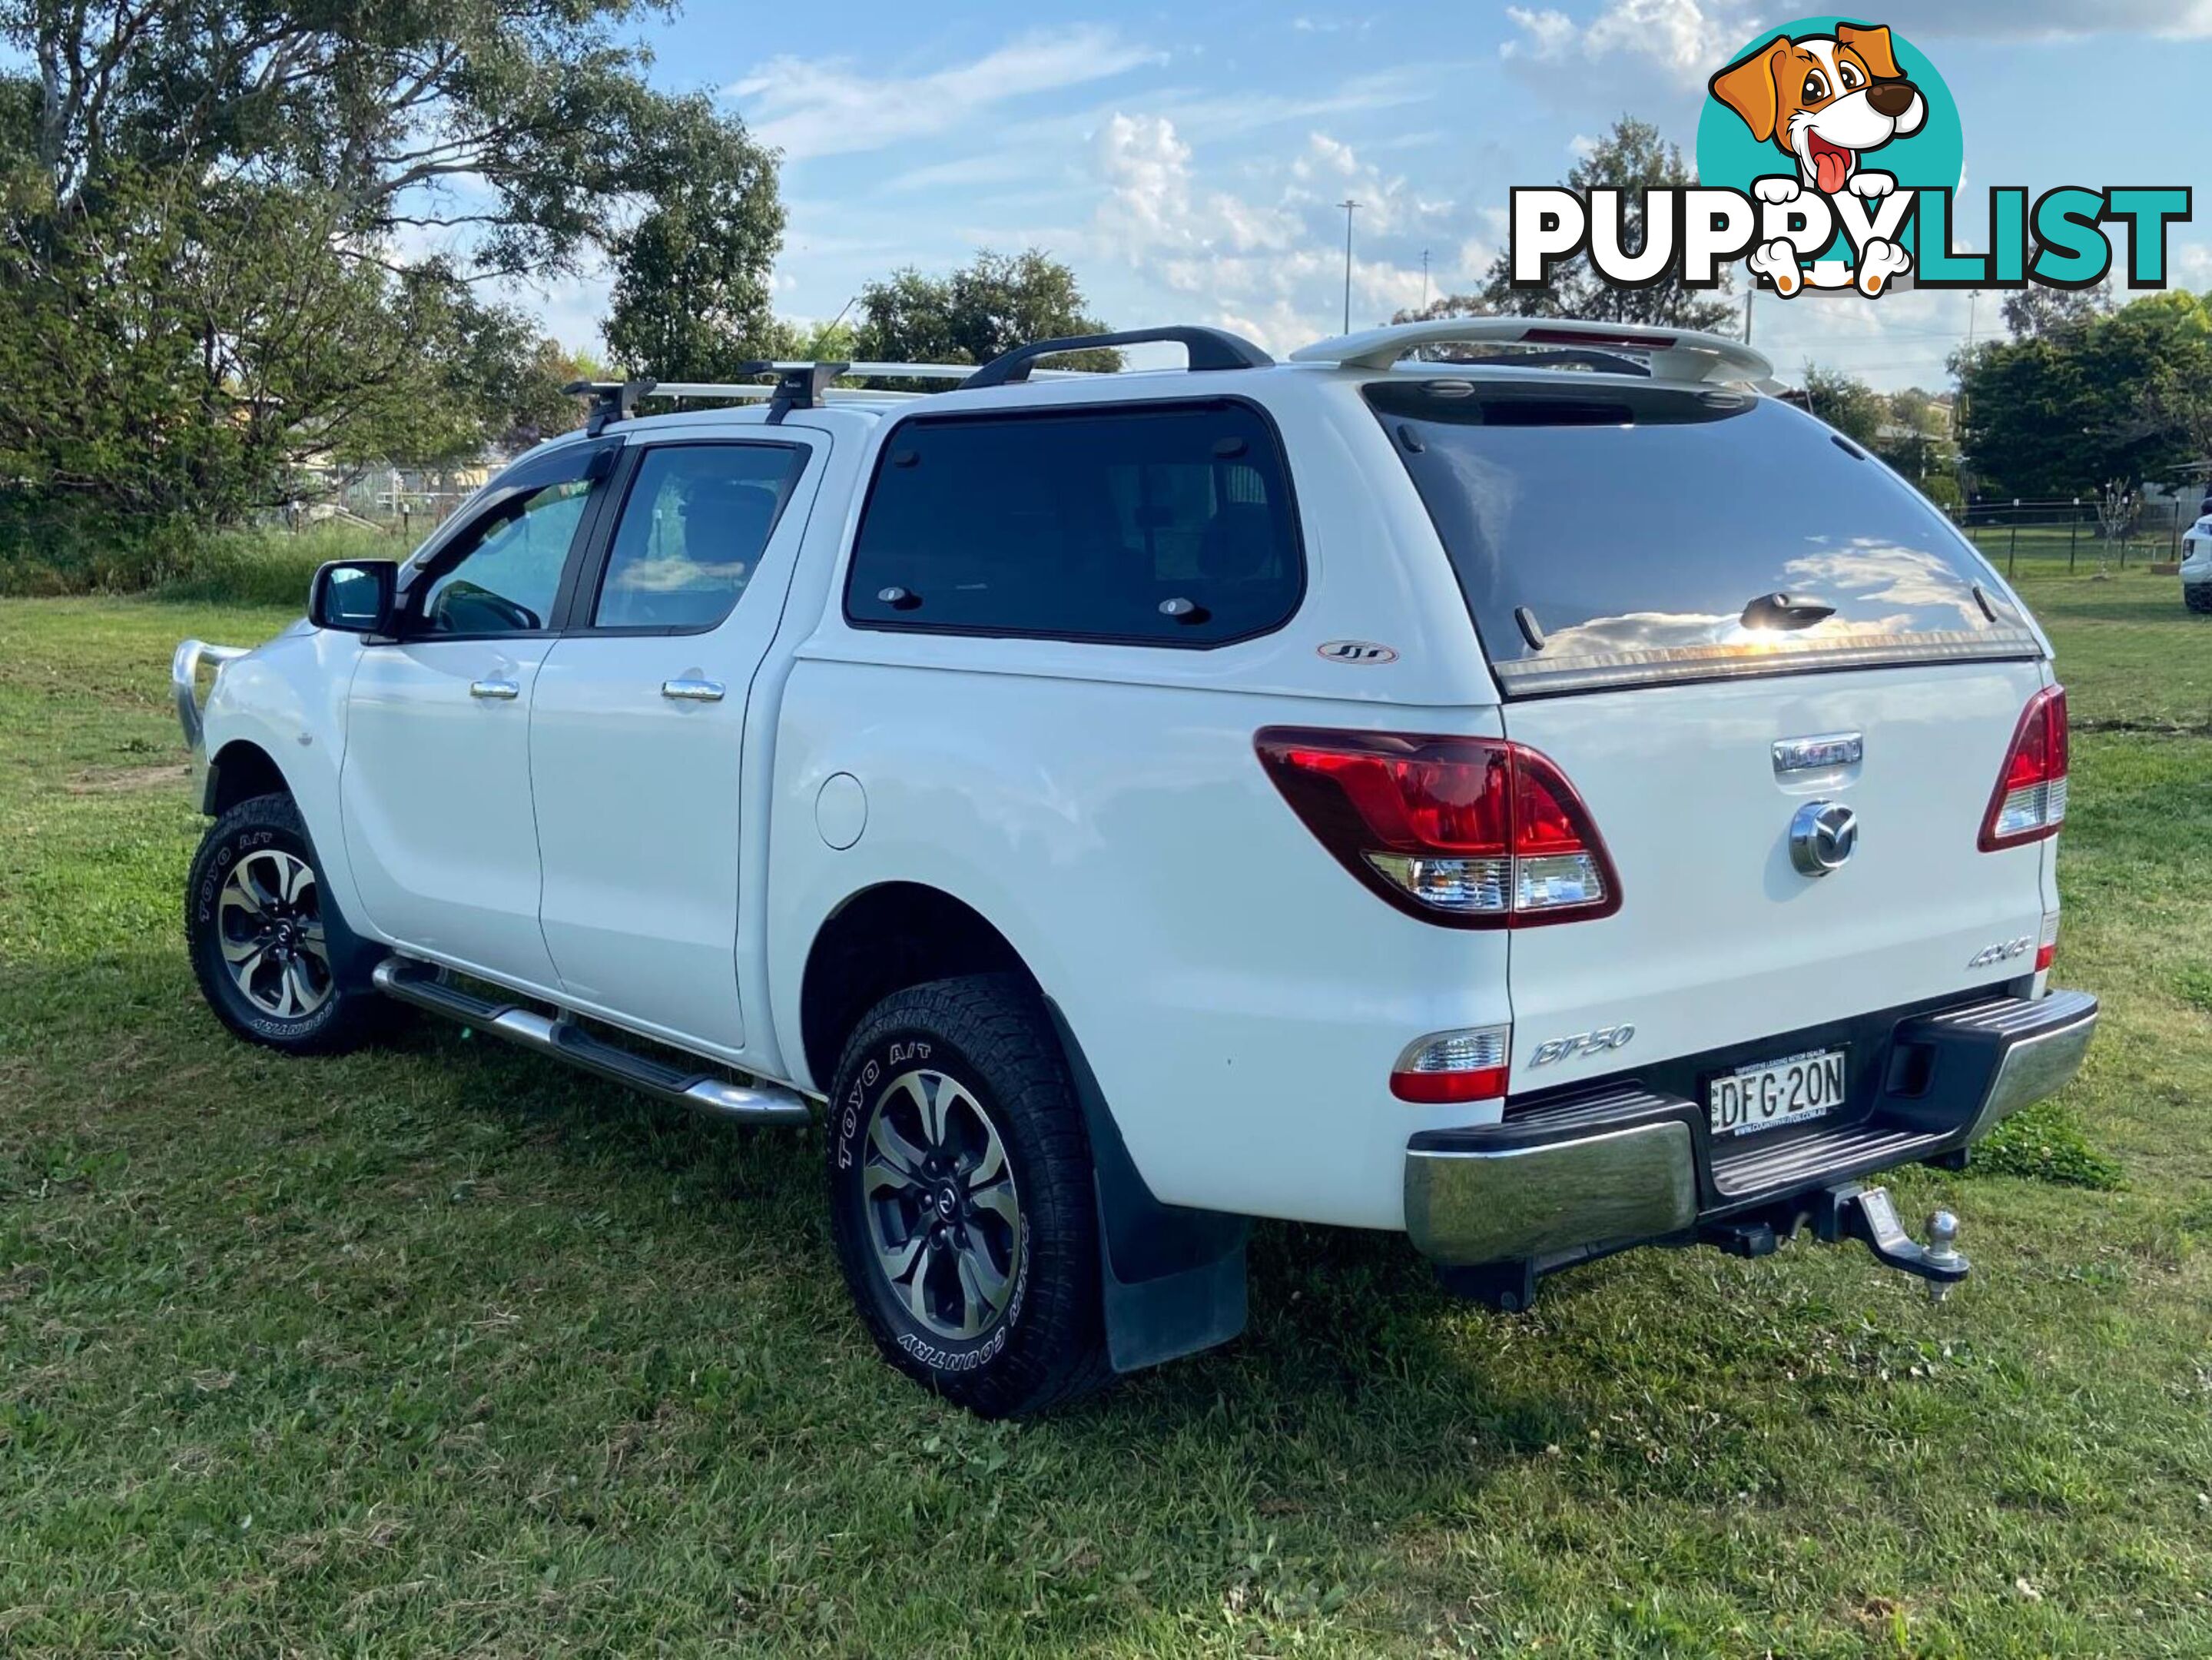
top-left (148, 521), bottom-right (406, 609)
top-left (1959, 523), bottom-right (2193, 581)
top-left (2, 519), bottom-right (403, 603)
top-left (2, 572), bottom-right (2210, 1655)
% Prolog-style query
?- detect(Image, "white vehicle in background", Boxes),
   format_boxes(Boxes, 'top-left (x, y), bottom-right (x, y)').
top-left (173, 318), bottom-right (2097, 1417)
top-left (2183, 515), bottom-right (2211, 613)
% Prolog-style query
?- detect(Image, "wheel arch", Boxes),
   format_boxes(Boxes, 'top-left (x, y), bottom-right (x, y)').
top-left (204, 738), bottom-right (292, 816)
top-left (798, 880), bottom-right (1037, 1092)
top-left (797, 878), bottom-right (1249, 1375)
top-left (197, 740), bottom-right (383, 991)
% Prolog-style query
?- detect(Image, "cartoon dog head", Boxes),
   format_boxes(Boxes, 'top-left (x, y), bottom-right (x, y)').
top-left (1710, 23), bottom-right (1926, 195)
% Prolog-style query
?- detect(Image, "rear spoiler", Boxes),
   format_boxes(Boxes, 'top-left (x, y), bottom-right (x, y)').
top-left (1293, 317), bottom-right (1783, 393)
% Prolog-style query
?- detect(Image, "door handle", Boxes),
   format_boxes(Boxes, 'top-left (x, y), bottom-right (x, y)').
top-left (469, 679), bottom-right (520, 700)
top-left (660, 678), bottom-right (726, 702)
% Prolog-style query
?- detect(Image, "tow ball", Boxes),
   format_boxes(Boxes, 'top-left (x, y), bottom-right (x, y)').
top-left (1815, 1182), bottom-right (1969, 1303)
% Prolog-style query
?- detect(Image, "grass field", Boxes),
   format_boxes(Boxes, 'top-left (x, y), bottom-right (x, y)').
top-left (2, 569), bottom-right (2209, 1655)
top-left (1958, 522), bottom-right (2197, 582)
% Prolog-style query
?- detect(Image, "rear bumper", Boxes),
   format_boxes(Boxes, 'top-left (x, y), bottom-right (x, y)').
top-left (1404, 988), bottom-right (2097, 1268)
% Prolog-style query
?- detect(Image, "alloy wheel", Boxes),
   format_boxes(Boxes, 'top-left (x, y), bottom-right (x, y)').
top-left (861, 1068), bottom-right (1023, 1340)
top-left (216, 848), bottom-right (333, 1020)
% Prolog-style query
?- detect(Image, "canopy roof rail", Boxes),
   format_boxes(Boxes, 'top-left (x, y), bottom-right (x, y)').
top-left (963, 326), bottom-right (1273, 390)
top-left (1290, 317), bottom-right (1777, 390)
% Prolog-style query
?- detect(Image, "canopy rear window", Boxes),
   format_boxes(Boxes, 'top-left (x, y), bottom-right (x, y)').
top-left (1366, 379), bottom-right (2040, 696)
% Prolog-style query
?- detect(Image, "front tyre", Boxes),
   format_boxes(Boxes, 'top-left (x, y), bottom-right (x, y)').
top-left (825, 974), bottom-right (1111, 1417)
top-left (185, 792), bottom-right (386, 1054)
top-left (2186, 583), bottom-right (2212, 615)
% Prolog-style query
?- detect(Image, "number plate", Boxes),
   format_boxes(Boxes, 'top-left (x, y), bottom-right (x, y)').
top-left (1708, 1047), bottom-right (1847, 1138)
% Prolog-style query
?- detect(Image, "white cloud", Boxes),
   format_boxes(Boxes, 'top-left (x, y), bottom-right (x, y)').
top-left (731, 28), bottom-right (1161, 161)
top-left (1145, 71), bottom-right (1444, 144)
top-left (1498, 0), bottom-right (2212, 83)
top-left (1285, 131), bottom-right (1439, 236)
top-left (1215, 299), bottom-right (1336, 355)
top-left (1093, 114), bottom-right (1305, 256)
top-left (1087, 118), bottom-right (1474, 350)
top-left (1501, 0), bottom-right (1750, 86)
top-left (1883, 0), bottom-right (2212, 39)
top-left (875, 150), bottom-right (1066, 196)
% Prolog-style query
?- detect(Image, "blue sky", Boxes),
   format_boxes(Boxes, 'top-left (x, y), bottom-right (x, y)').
top-left (514, 0), bottom-right (2212, 391)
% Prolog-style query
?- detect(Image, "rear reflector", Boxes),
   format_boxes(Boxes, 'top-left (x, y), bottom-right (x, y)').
top-left (1391, 1026), bottom-right (1510, 1103)
top-left (1255, 728), bottom-right (1621, 928)
top-left (1979, 686), bottom-right (2069, 851)
top-left (2036, 911), bottom-right (2059, 974)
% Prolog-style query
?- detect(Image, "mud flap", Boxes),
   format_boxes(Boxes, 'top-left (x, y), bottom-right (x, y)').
top-left (1045, 1001), bottom-right (1249, 1373)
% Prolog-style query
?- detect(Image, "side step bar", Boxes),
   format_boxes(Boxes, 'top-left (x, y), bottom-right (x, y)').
top-left (372, 958), bottom-right (811, 1126)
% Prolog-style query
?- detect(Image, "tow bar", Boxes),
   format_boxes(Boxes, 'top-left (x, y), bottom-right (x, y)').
top-left (1814, 1182), bottom-right (1969, 1303)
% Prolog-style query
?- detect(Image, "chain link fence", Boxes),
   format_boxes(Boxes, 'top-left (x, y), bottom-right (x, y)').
top-left (270, 462), bottom-right (501, 542)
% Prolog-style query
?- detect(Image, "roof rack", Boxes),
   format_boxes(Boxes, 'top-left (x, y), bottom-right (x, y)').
top-left (562, 328), bottom-right (1279, 433)
top-left (563, 361), bottom-right (983, 433)
top-left (1290, 317), bottom-right (1777, 390)
top-left (962, 326), bottom-right (1272, 390)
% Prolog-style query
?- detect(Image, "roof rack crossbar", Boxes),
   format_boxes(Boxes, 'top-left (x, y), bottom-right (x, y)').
top-left (1289, 317), bottom-right (1776, 389)
top-left (963, 326), bottom-right (1272, 390)
top-left (565, 363), bottom-right (990, 429)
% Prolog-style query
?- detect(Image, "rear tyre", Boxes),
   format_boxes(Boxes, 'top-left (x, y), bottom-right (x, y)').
top-left (825, 974), bottom-right (1112, 1417)
top-left (2186, 583), bottom-right (2212, 615)
top-left (185, 792), bottom-right (387, 1054)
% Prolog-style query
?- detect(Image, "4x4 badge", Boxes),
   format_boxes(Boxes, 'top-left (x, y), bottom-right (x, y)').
top-left (1317, 640), bottom-right (1398, 665)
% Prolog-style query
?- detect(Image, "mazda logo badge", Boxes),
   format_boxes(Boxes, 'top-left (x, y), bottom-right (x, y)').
top-left (1789, 800), bottom-right (1859, 877)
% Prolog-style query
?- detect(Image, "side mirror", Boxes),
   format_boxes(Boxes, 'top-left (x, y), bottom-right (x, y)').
top-left (308, 559), bottom-right (397, 634)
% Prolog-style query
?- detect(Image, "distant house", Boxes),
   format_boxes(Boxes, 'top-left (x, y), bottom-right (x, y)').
top-left (1876, 393), bottom-right (1954, 449)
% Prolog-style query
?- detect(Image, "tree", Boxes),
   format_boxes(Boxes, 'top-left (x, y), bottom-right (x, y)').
top-left (602, 157), bottom-right (786, 380)
top-left (1391, 118), bottom-right (1737, 334)
top-left (0, 171), bottom-right (513, 521)
top-left (2001, 283), bottom-right (2111, 341)
top-left (1955, 290), bottom-right (2212, 500)
top-left (4, 0), bottom-right (765, 281)
top-left (1872, 386), bottom-right (1958, 490)
top-left (1799, 365), bottom-right (1885, 449)
top-left (0, 1), bottom-right (778, 566)
top-left (853, 250), bottom-right (1118, 370)
top-left (479, 334), bottom-right (592, 454)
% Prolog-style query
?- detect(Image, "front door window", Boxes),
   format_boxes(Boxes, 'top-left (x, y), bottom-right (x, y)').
top-left (417, 478), bottom-right (594, 635)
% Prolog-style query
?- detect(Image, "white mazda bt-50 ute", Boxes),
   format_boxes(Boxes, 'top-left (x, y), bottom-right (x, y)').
top-left (173, 318), bottom-right (2098, 1416)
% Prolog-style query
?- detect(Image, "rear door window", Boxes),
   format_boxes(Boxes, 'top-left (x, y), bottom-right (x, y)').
top-left (1366, 378), bottom-right (2039, 696)
top-left (844, 400), bottom-right (1303, 646)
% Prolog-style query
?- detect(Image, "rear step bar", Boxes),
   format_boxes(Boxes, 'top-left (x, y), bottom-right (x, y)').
top-left (372, 958), bottom-right (811, 1126)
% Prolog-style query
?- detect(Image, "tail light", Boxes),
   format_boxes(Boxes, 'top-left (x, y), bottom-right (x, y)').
top-left (1254, 728), bottom-right (1621, 927)
top-left (1391, 1026), bottom-right (1510, 1102)
top-left (2036, 911), bottom-right (2059, 974)
top-left (1978, 686), bottom-right (2068, 851)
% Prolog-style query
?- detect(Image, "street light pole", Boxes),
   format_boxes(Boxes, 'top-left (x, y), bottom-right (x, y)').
top-left (1338, 199), bottom-right (1359, 334)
